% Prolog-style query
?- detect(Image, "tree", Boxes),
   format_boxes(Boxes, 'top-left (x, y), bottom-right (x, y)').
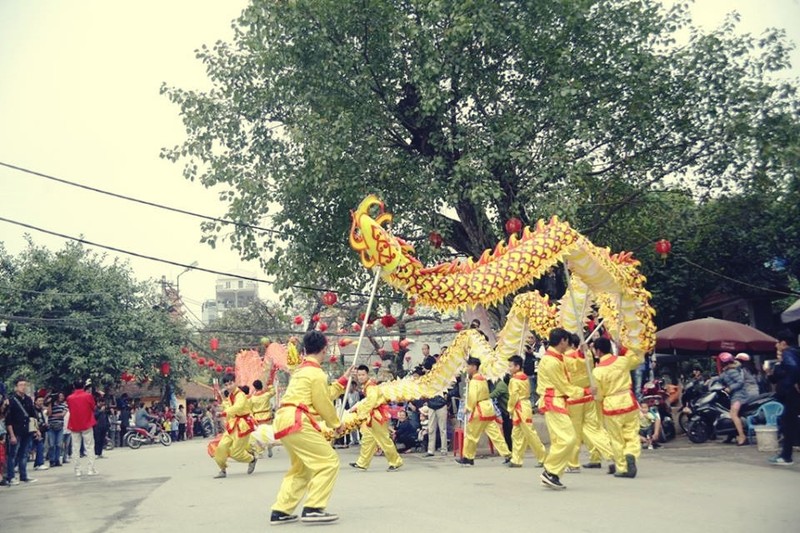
top-left (162, 0), bottom-right (799, 318)
top-left (0, 240), bottom-right (192, 392)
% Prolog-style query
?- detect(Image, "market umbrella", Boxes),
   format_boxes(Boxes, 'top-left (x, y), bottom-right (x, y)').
top-left (781, 298), bottom-right (800, 324)
top-left (655, 317), bottom-right (777, 353)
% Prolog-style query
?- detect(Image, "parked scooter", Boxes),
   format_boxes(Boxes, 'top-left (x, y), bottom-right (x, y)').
top-left (641, 379), bottom-right (676, 442)
top-left (685, 381), bottom-right (774, 444)
top-left (679, 380), bottom-right (709, 433)
top-left (124, 426), bottom-right (172, 449)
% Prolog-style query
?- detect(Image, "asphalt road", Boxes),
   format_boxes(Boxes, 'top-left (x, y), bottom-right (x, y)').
top-left (1, 435), bottom-right (797, 533)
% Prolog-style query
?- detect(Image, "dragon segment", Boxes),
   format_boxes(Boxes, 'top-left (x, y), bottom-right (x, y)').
top-left (349, 195), bottom-right (656, 398)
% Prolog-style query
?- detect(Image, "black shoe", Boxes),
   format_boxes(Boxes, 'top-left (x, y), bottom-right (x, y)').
top-left (652, 442), bottom-right (661, 449)
top-left (625, 454), bottom-right (637, 478)
top-left (540, 470), bottom-right (566, 490)
top-left (583, 462), bottom-right (601, 469)
top-left (507, 462), bottom-right (522, 468)
top-left (387, 464), bottom-right (402, 472)
top-left (301, 507), bottom-right (339, 523)
top-left (270, 510), bottom-right (299, 525)
top-left (247, 457), bottom-right (257, 475)
top-left (455, 457), bottom-right (474, 466)
top-left (607, 464), bottom-right (616, 475)
top-left (349, 462), bottom-right (366, 470)
top-left (503, 456), bottom-right (512, 464)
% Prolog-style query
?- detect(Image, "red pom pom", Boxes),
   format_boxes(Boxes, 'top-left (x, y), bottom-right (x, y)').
top-left (454, 322), bottom-right (464, 331)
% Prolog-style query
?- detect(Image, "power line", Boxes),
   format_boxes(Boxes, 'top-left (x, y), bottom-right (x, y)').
top-left (0, 161), bottom-right (280, 236)
top-left (0, 284), bottom-right (111, 297)
top-left (0, 215), bottom-right (385, 299)
top-left (677, 256), bottom-right (800, 297)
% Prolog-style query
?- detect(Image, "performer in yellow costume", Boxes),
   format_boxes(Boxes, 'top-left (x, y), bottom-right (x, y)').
top-left (270, 331), bottom-right (346, 525)
top-left (213, 374), bottom-right (257, 478)
top-left (349, 365), bottom-right (403, 472)
top-left (536, 328), bottom-right (586, 490)
top-left (250, 379), bottom-right (275, 458)
top-left (564, 334), bottom-right (615, 473)
top-left (456, 357), bottom-right (512, 465)
top-left (592, 337), bottom-right (643, 478)
top-left (506, 355), bottom-right (547, 468)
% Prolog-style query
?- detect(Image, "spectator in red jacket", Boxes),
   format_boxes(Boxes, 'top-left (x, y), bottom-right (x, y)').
top-left (66, 379), bottom-right (97, 477)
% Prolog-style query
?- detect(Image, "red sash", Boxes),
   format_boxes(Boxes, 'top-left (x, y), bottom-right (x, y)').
top-left (273, 403), bottom-right (322, 440)
top-left (539, 387), bottom-right (568, 415)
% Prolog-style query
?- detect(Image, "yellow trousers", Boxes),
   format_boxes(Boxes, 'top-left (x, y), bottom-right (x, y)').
top-left (355, 422), bottom-right (403, 469)
top-left (567, 401), bottom-right (614, 468)
top-left (542, 411), bottom-right (577, 477)
top-left (464, 418), bottom-right (511, 460)
top-left (214, 432), bottom-right (254, 470)
top-left (272, 428), bottom-right (340, 514)
top-left (604, 411), bottom-right (641, 473)
top-left (511, 421), bottom-right (547, 465)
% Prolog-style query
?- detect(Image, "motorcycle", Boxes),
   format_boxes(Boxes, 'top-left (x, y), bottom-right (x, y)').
top-left (640, 379), bottom-right (676, 442)
top-left (678, 380), bottom-right (708, 433)
top-left (124, 426), bottom-right (172, 449)
top-left (685, 381), bottom-right (775, 444)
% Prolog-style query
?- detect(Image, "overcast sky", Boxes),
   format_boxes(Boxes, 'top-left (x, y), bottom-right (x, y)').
top-left (1, 0), bottom-right (798, 323)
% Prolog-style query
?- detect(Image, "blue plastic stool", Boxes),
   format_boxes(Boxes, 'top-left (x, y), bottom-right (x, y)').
top-left (745, 401), bottom-right (784, 443)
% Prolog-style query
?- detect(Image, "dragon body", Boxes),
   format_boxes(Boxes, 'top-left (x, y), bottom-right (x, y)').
top-left (347, 195), bottom-right (656, 405)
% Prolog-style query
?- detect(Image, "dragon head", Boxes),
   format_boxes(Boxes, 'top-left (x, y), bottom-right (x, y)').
top-left (349, 195), bottom-right (415, 273)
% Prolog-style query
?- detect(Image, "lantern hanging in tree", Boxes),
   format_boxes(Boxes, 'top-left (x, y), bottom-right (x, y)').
top-left (372, 360), bottom-right (382, 368)
top-left (197, 357), bottom-right (206, 366)
top-left (293, 315), bottom-right (304, 325)
top-left (215, 364), bottom-right (223, 373)
top-left (190, 352), bottom-right (198, 360)
top-left (454, 321), bottom-right (464, 331)
top-left (654, 239), bottom-right (672, 261)
top-left (180, 346), bottom-right (189, 354)
top-left (381, 314), bottom-right (397, 328)
top-left (353, 323), bottom-right (362, 332)
top-left (312, 314), bottom-right (320, 322)
top-left (160, 361), bottom-right (171, 377)
top-left (225, 366), bottom-right (234, 374)
top-left (210, 338), bottom-right (219, 352)
top-left (322, 291), bottom-right (338, 306)
top-left (328, 355), bottom-right (338, 364)
top-left (399, 339), bottom-right (411, 349)
top-left (505, 217), bottom-right (523, 235)
top-left (319, 322), bottom-right (328, 332)
top-left (429, 231), bottom-right (443, 248)
top-left (391, 340), bottom-right (401, 352)
top-left (207, 359), bottom-right (216, 368)
top-left (406, 307), bottom-right (416, 316)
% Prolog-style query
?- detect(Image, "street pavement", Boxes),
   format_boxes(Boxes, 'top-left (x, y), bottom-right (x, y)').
top-left (1, 435), bottom-right (798, 533)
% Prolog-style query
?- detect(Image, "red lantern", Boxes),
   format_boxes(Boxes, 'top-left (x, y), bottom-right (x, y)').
top-left (429, 231), bottom-right (443, 248)
top-left (160, 361), bottom-right (171, 377)
top-left (353, 323), bottom-right (362, 332)
top-left (505, 217), bottom-right (523, 235)
top-left (225, 366), bottom-right (234, 374)
top-left (338, 328), bottom-right (348, 334)
top-left (312, 314), bottom-right (320, 322)
top-left (378, 348), bottom-right (387, 356)
top-left (210, 338), bottom-right (219, 352)
top-left (190, 352), bottom-right (198, 360)
top-left (207, 359), bottom-right (216, 368)
top-left (372, 360), bottom-right (382, 368)
top-left (180, 346), bottom-right (189, 354)
top-left (414, 329), bottom-right (422, 335)
top-left (454, 321), bottom-right (464, 331)
top-left (215, 364), bottom-right (223, 373)
top-left (654, 239), bottom-right (672, 260)
top-left (381, 314), bottom-right (397, 328)
top-left (391, 340), bottom-right (401, 352)
top-left (293, 315), bottom-right (304, 325)
top-left (400, 339), bottom-right (411, 349)
top-left (197, 357), bottom-right (206, 365)
top-left (406, 307), bottom-right (416, 316)
top-left (329, 355), bottom-right (338, 363)
top-left (319, 323), bottom-right (328, 332)
top-left (322, 291), bottom-right (338, 306)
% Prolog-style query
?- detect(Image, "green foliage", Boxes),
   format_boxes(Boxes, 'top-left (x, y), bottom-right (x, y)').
top-left (162, 0), bottom-right (800, 318)
top-left (0, 240), bottom-right (192, 392)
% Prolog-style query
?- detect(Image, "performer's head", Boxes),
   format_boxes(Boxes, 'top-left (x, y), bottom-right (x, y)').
top-left (356, 364), bottom-right (370, 385)
top-left (252, 379), bottom-right (263, 391)
top-left (593, 337), bottom-right (613, 357)
top-left (222, 373), bottom-right (236, 392)
top-left (470, 319), bottom-right (481, 329)
top-left (548, 328), bottom-right (571, 353)
top-left (568, 333), bottom-right (580, 349)
top-left (507, 355), bottom-right (523, 374)
top-left (302, 330), bottom-right (328, 361)
top-left (466, 356), bottom-right (481, 377)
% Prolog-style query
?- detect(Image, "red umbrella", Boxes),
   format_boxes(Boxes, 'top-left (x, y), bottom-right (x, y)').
top-left (655, 317), bottom-right (777, 352)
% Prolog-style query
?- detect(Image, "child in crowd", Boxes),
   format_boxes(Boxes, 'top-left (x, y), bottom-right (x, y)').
top-left (639, 404), bottom-right (660, 450)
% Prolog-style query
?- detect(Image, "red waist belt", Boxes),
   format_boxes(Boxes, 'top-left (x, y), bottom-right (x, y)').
top-left (469, 401), bottom-right (497, 423)
top-left (512, 401), bottom-right (533, 425)
top-left (226, 415), bottom-right (256, 437)
top-left (540, 388), bottom-right (568, 415)
top-left (274, 403), bottom-right (321, 440)
top-left (602, 390), bottom-right (639, 416)
top-left (566, 387), bottom-right (593, 406)
top-left (367, 404), bottom-right (391, 427)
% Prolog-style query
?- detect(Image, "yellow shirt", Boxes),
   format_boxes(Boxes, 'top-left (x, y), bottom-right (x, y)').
top-left (507, 371), bottom-right (533, 424)
top-left (356, 380), bottom-right (390, 426)
top-left (222, 388), bottom-right (255, 437)
top-left (466, 375), bottom-right (496, 422)
top-left (564, 348), bottom-right (593, 405)
top-left (592, 350), bottom-right (643, 416)
top-left (249, 386), bottom-right (275, 424)
top-left (273, 359), bottom-right (341, 439)
top-left (536, 349), bottom-right (585, 414)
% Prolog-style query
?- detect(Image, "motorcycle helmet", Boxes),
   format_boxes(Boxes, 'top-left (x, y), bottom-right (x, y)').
top-left (718, 352), bottom-right (734, 364)
top-left (735, 353), bottom-right (750, 362)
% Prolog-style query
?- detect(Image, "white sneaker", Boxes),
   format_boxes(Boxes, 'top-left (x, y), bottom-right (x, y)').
top-left (75, 470), bottom-right (82, 477)
top-left (34, 464), bottom-right (50, 471)
top-left (9, 478), bottom-right (20, 486)
top-left (440, 450), bottom-right (448, 456)
top-left (88, 469), bottom-right (98, 476)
